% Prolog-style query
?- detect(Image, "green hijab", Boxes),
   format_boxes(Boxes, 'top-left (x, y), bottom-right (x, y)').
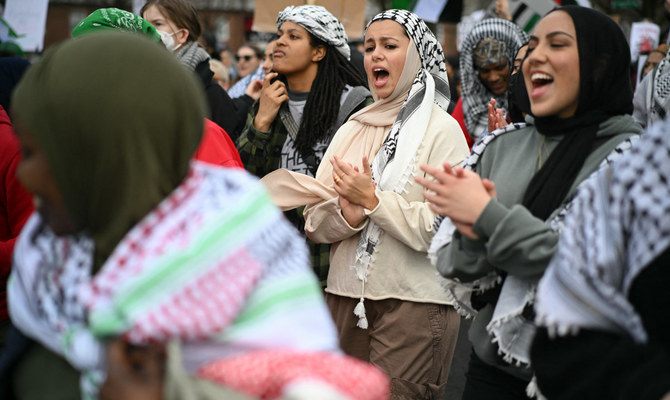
top-left (71, 8), bottom-right (161, 42)
top-left (12, 31), bottom-right (207, 271)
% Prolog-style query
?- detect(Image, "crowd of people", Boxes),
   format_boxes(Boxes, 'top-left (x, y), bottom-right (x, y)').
top-left (0, 1), bottom-right (668, 399)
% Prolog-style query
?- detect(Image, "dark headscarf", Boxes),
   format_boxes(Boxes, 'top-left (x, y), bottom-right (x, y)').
top-left (12, 31), bottom-right (207, 270)
top-left (507, 42), bottom-right (531, 123)
top-left (522, 6), bottom-right (633, 221)
top-left (507, 71), bottom-right (530, 123)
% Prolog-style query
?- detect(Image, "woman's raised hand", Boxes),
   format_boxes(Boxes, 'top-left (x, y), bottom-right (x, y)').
top-left (331, 155), bottom-right (378, 211)
top-left (488, 98), bottom-right (508, 133)
top-left (245, 78), bottom-right (264, 101)
top-left (253, 72), bottom-right (288, 132)
top-left (495, 0), bottom-right (512, 21)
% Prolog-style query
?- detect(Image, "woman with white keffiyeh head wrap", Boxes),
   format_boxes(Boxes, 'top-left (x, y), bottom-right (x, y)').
top-left (459, 18), bottom-right (527, 139)
top-left (261, 9), bottom-right (469, 398)
top-left (633, 47), bottom-right (670, 129)
top-left (236, 5), bottom-right (371, 287)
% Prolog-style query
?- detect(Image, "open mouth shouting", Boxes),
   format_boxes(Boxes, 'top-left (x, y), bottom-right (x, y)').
top-left (373, 67), bottom-right (390, 87)
top-left (529, 71), bottom-right (554, 99)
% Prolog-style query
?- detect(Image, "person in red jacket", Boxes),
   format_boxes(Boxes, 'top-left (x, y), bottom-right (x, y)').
top-left (0, 105), bottom-right (34, 346)
top-left (195, 118), bottom-right (243, 168)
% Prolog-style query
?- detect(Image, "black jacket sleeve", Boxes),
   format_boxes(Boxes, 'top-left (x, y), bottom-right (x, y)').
top-left (194, 61), bottom-right (241, 137)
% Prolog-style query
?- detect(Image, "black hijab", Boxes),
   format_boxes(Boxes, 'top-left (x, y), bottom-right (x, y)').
top-left (507, 68), bottom-right (531, 123)
top-left (522, 6), bottom-right (633, 221)
top-left (0, 57), bottom-right (29, 112)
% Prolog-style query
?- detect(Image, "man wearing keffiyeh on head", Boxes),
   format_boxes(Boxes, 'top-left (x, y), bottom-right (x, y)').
top-left (459, 18), bottom-right (527, 140)
top-left (633, 48), bottom-right (670, 129)
top-left (236, 5), bottom-right (371, 288)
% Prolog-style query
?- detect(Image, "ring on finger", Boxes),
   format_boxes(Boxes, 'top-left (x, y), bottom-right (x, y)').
top-left (334, 175), bottom-right (342, 183)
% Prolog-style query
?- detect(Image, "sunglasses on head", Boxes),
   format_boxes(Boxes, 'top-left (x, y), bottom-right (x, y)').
top-left (236, 55), bottom-right (255, 62)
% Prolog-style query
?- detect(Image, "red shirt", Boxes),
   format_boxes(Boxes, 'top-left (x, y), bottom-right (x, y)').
top-left (0, 106), bottom-right (34, 320)
top-left (450, 97), bottom-right (474, 149)
top-left (194, 119), bottom-right (243, 168)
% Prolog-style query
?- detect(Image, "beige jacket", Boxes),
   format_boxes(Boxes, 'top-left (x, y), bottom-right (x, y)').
top-left (304, 107), bottom-right (468, 304)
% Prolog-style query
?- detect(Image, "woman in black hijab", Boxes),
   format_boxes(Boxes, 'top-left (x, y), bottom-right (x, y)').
top-left (417, 6), bottom-right (643, 399)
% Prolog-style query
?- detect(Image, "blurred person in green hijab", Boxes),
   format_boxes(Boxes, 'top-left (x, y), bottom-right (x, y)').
top-left (2, 30), bottom-right (206, 400)
top-left (4, 28), bottom-right (369, 400)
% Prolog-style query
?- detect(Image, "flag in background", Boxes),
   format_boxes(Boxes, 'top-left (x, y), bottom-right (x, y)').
top-left (0, 16), bottom-right (22, 41)
top-left (0, 16), bottom-right (25, 56)
top-left (486, 0), bottom-right (556, 32)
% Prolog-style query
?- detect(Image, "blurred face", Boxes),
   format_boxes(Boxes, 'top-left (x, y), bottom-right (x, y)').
top-left (513, 44), bottom-right (529, 75)
top-left (99, 339), bottom-right (165, 400)
top-left (523, 11), bottom-right (580, 119)
top-left (220, 50), bottom-right (233, 67)
top-left (142, 5), bottom-right (188, 51)
top-left (478, 61), bottom-right (511, 95)
top-left (364, 20), bottom-right (410, 100)
top-left (14, 118), bottom-right (79, 235)
top-left (273, 22), bottom-right (323, 78)
top-left (642, 50), bottom-right (665, 78)
top-left (235, 46), bottom-right (261, 78)
top-left (263, 41), bottom-right (275, 75)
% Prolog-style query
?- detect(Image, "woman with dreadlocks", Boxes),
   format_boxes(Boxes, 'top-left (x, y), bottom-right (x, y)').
top-left (236, 5), bottom-right (370, 178)
top-left (236, 5), bottom-right (371, 287)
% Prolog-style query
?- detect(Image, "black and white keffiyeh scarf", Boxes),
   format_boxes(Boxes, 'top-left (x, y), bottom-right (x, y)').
top-left (428, 123), bottom-right (637, 365)
top-left (350, 9), bottom-right (451, 329)
top-left (277, 5), bottom-right (350, 60)
top-left (536, 118), bottom-right (670, 343)
top-left (460, 18), bottom-right (527, 138)
top-left (367, 9), bottom-right (450, 183)
top-left (651, 51), bottom-right (670, 123)
top-left (8, 214), bottom-right (104, 399)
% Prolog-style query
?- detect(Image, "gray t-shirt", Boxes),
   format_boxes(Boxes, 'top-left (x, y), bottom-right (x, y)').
top-left (280, 86), bottom-right (353, 177)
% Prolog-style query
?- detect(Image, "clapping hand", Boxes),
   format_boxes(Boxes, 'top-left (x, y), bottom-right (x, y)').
top-left (415, 163), bottom-right (496, 238)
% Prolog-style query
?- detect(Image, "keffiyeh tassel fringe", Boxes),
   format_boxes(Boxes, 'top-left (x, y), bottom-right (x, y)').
top-left (491, 335), bottom-right (528, 367)
top-left (350, 240), bottom-right (378, 330)
top-left (393, 151), bottom-right (421, 195)
top-left (535, 315), bottom-right (581, 339)
top-left (441, 278), bottom-right (476, 319)
top-left (354, 298), bottom-right (368, 329)
top-left (525, 376), bottom-right (547, 400)
top-left (437, 272), bottom-right (503, 319)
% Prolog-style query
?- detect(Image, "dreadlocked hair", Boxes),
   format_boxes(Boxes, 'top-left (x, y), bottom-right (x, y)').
top-left (293, 36), bottom-right (367, 155)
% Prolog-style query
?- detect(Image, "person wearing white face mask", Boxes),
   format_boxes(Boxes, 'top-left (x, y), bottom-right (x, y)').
top-left (157, 29), bottom-right (183, 52)
top-left (142, 0), bottom-right (246, 138)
